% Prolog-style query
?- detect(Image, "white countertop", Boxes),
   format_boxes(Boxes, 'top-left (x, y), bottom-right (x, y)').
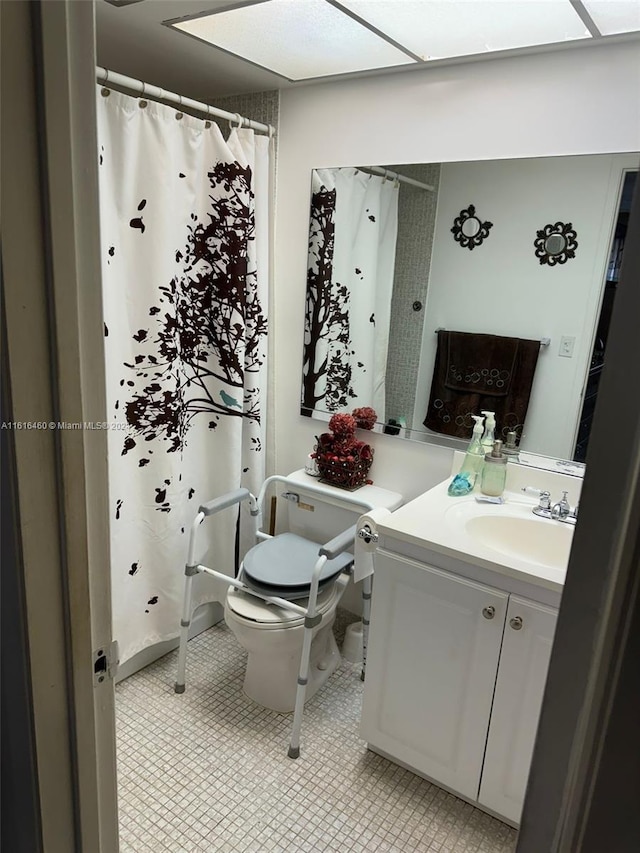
top-left (376, 479), bottom-right (573, 594)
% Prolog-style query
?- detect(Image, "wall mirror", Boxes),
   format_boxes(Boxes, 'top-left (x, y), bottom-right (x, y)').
top-left (533, 221), bottom-right (579, 266)
top-left (451, 204), bottom-right (493, 250)
top-left (300, 153), bottom-right (638, 464)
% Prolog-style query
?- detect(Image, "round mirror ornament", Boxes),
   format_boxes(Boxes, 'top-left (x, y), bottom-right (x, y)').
top-left (451, 204), bottom-right (493, 250)
top-left (534, 221), bottom-right (578, 266)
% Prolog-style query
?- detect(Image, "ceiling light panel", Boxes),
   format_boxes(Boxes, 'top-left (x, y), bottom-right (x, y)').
top-left (582, 0), bottom-right (640, 34)
top-left (337, 0), bottom-right (591, 60)
top-left (170, 0), bottom-right (415, 81)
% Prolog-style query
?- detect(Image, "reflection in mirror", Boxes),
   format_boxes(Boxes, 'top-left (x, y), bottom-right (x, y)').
top-left (301, 154), bottom-right (638, 466)
top-left (461, 218), bottom-right (481, 238)
top-left (545, 233), bottom-right (566, 255)
top-left (302, 166), bottom-right (403, 416)
top-left (534, 220), bottom-right (579, 266)
top-left (451, 203), bottom-right (493, 250)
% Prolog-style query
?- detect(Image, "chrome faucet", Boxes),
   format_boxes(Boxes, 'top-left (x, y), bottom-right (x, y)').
top-left (522, 487), bottom-right (578, 525)
top-left (551, 490), bottom-right (571, 520)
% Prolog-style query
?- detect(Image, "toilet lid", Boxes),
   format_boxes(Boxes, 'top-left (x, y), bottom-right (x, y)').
top-left (242, 532), bottom-right (353, 589)
top-left (226, 582), bottom-right (339, 625)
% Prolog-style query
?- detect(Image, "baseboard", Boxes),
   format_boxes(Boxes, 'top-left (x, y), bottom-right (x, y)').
top-left (115, 602), bottom-right (224, 683)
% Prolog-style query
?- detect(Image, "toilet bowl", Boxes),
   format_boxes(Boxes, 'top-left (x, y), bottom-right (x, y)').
top-left (223, 530), bottom-right (353, 712)
top-left (224, 582), bottom-right (344, 712)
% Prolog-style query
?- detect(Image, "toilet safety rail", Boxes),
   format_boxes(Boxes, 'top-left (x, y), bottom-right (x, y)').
top-left (174, 475), bottom-right (381, 759)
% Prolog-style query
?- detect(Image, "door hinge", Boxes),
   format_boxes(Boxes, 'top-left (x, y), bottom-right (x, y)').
top-left (93, 640), bottom-right (119, 685)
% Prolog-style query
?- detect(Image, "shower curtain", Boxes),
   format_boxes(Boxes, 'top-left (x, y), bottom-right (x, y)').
top-left (97, 88), bottom-right (269, 664)
top-left (302, 167), bottom-right (399, 416)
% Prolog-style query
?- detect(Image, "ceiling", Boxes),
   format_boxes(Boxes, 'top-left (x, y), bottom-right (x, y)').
top-left (96, 0), bottom-right (640, 101)
top-left (96, 0), bottom-right (288, 99)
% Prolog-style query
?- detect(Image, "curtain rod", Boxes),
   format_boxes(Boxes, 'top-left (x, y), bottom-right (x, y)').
top-left (96, 67), bottom-right (275, 137)
top-left (435, 328), bottom-right (551, 347)
top-left (362, 165), bottom-right (435, 192)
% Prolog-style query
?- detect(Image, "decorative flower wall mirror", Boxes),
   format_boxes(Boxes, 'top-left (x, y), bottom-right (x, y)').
top-left (451, 204), bottom-right (493, 250)
top-left (534, 221), bottom-right (578, 265)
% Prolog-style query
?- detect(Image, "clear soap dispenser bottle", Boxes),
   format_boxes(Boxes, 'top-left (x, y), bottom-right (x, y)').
top-left (461, 414), bottom-right (486, 480)
top-left (480, 411), bottom-right (496, 457)
top-left (447, 414), bottom-right (485, 496)
top-left (481, 440), bottom-right (508, 497)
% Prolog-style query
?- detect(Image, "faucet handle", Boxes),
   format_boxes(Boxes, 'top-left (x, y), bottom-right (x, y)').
top-left (522, 486), bottom-right (551, 510)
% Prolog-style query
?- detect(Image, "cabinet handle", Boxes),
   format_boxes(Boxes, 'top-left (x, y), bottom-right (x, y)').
top-left (510, 616), bottom-right (523, 630)
top-left (482, 606), bottom-right (495, 620)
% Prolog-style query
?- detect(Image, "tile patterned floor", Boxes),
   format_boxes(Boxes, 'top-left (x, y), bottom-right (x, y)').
top-left (115, 612), bottom-right (518, 853)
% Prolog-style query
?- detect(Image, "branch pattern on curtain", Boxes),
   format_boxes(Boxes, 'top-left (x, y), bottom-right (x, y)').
top-left (98, 89), bottom-right (269, 663)
top-left (302, 167), bottom-right (399, 417)
top-left (122, 160), bottom-right (265, 453)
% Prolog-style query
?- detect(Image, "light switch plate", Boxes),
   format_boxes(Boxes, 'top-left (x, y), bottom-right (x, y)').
top-left (559, 336), bottom-right (575, 358)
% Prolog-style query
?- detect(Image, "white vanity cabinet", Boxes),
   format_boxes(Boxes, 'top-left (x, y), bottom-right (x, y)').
top-left (359, 551), bottom-right (508, 800)
top-left (478, 595), bottom-right (558, 823)
top-left (360, 549), bottom-right (558, 825)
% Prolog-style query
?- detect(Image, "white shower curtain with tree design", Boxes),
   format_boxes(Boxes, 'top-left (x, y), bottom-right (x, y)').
top-left (97, 88), bottom-right (270, 664)
top-left (302, 167), bottom-right (399, 417)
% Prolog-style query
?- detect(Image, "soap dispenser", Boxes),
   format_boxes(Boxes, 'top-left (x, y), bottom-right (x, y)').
top-left (481, 439), bottom-right (508, 497)
top-left (480, 411), bottom-right (496, 456)
top-left (461, 414), bottom-right (486, 478)
top-left (502, 431), bottom-right (520, 458)
top-left (447, 414), bottom-right (485, 496)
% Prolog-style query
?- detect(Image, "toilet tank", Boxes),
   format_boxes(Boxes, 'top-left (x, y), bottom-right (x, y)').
top-left (284, 488), bottom-right (356, 542)
top-left (276, 469), bottom-right (403, 543)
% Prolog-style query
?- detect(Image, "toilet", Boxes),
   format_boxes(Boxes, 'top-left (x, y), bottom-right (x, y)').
top-left (175, 471), bottom-right (403, 754)
top-left (224, 531), bottom-right (353, 712)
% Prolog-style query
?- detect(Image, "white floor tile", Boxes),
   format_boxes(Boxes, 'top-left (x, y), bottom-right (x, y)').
top-left (116, 613), bottom-right (517, 853)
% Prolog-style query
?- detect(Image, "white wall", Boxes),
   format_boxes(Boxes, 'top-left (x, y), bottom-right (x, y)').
top-left (274, 42), bottom-right (640, 501)
top-left (414, 153), bottom-right (637, 460)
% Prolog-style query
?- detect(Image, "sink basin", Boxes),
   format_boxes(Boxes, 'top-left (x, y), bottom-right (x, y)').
top-left (445, 500), bottom-right (574, 571)
top-left (463, 514), bottom-right (573, 570)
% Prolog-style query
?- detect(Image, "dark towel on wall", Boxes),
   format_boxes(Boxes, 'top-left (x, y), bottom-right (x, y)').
top-left (424, 330), bottom-right (540, 440)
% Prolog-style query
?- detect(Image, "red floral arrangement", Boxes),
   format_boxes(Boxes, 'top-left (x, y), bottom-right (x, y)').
top-left (352, 407), bottom-right (377, 430)
top-left (313, 407), bottom-right (377, 490)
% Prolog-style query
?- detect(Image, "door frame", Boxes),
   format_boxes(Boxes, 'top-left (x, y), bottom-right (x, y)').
top-left (2, 1), bottom-right (118, 850)
top-left (570, 156), bottom-right (640, 460)
top-left (518, 160), bottom-right (640, 850)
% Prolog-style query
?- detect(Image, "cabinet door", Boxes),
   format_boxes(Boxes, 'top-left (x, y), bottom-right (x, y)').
top-left (360, 551), bottom-right (508, 800)
top-left (478, 595), bottom-right (558, 824)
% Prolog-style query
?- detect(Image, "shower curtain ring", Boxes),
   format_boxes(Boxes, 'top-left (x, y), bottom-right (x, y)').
top-left (100, 69), bottom-right (110, 97)
top-left (138, 81), bottom-right (148, 108)
top-left (229, 113), bottom-right (243, 131)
